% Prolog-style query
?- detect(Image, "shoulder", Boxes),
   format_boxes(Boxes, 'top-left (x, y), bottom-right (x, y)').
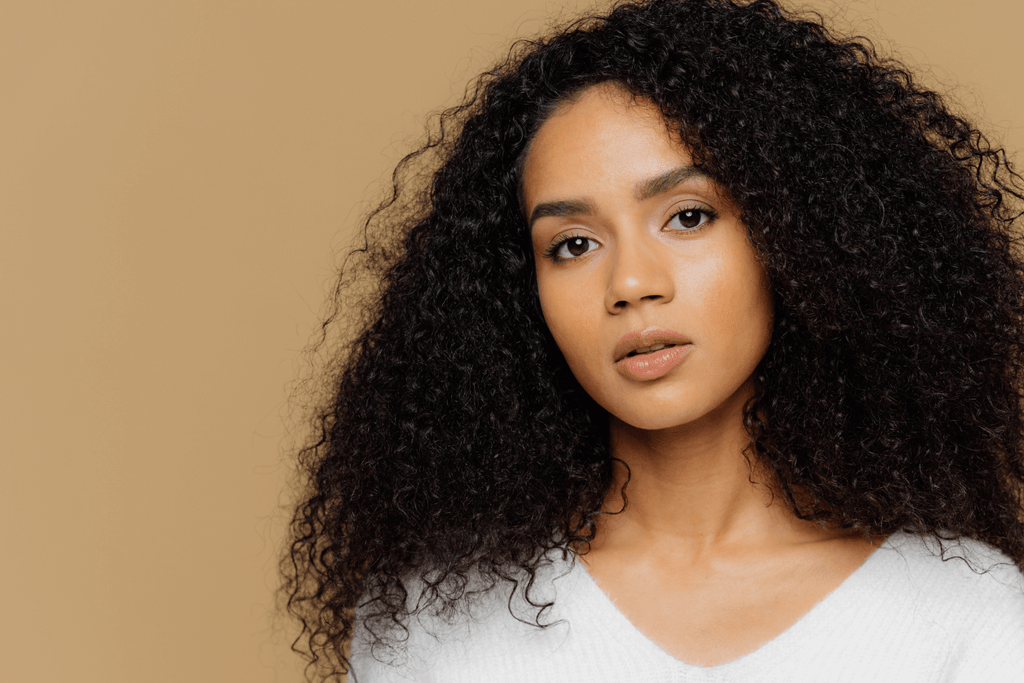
top-left (347, 551), bottom-right (585, 683)
top-left (738, 532), bottom-right (1024, 682)
top-left (878, 532), bottom-right (1024, 604)
top-left (864, 532), bottom-right (1024, 679)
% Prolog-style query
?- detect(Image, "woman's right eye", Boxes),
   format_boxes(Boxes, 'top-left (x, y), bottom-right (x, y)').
top-left (548, 235), bottom-right (599, 261)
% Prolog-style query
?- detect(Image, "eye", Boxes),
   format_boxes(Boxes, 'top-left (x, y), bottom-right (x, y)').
top-left (667, 206), bottom-right (718, 231)
top-left (547, 235), bottom-right (600, 261)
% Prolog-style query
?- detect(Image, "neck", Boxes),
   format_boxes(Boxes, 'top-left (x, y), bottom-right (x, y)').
top-left (592, 385), bottom-right (802, 557)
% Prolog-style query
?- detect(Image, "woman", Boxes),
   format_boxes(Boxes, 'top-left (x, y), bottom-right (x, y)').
top-left (283, 0), bottom-right (1024, 680)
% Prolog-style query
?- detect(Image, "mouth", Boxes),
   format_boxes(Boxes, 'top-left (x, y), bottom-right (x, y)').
top-left (613, 328), bottom-right (691, 363)
top-left (626, 343), bottom-right (677, 357)
top-left (616, 341), bottom-right (692, 381)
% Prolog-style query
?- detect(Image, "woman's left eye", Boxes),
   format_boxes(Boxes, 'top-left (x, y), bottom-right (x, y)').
top-left (667, 207), bottom-right (717, 231)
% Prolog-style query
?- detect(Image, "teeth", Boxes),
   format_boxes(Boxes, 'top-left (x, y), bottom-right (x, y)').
top-left (630, 343), bottom-right (672, 356)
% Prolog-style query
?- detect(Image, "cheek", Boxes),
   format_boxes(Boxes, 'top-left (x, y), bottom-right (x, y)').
top-left (689, 247), bottom-right (773, 362)
top-left (721, 262), bottom-right (773, 361)
top-left (538, 275), bottom-right (599, 374)
top-left (540, 289), bottom-right (582, 357)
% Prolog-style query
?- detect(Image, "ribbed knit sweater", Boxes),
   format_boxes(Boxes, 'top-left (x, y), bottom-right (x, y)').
top-left (349, 532), bottom-right (1024, 682)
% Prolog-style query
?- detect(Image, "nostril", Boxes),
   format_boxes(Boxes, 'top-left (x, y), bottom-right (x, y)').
top-left (613, 293), bottom-right (662, 309)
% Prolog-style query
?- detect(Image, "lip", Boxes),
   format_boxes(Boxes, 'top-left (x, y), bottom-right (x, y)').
top-left (613, 327), bottom-right (693, 381)
top-left (613, 327), bottom-right (692, 362)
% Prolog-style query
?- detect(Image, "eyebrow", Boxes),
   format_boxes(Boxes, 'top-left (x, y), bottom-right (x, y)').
top-left (528, 198), bottom-right (596, 228)
top-left (634, 165), bottom-right (709, 202)
top-left (528, 164), bottom-right (710, 229)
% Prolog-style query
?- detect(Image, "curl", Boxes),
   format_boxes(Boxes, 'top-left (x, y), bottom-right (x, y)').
top-left (283, 1), bottom-right (1024, 679)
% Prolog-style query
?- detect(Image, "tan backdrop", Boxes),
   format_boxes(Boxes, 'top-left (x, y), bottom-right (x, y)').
top-left (1, 1), bottom-right (1021, 681)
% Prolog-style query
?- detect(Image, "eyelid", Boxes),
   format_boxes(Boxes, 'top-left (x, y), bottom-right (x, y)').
top-left (671, 198), bottom-right (717, 214)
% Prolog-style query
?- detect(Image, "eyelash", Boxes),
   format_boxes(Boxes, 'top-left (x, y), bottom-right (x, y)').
top-left (543, 205), bottom-right (719, 263)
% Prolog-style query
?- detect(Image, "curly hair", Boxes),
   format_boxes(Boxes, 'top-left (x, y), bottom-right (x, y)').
top-left (282, 0), bottom-right (1024, 678)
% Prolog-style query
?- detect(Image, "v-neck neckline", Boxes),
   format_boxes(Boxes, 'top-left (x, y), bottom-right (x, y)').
top-left (565, 534), bottom-right (893, 671)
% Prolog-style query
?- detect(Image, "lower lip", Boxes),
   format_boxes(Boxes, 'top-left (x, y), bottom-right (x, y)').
top-left (616, 344), bottom-right (692, 381)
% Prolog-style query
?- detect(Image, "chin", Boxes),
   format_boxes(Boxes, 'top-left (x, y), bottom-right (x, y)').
top-left (608, 406), bottom-right (711, 433)
top-left (604, 386), bottom-right (754, 435)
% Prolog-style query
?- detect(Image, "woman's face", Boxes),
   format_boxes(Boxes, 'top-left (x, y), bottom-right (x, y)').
top-left (523, 84), bottom-right (773, 432)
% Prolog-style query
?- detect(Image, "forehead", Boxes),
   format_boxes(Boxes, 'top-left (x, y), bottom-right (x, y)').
top-left (521, 85), bottom-right (691, 210)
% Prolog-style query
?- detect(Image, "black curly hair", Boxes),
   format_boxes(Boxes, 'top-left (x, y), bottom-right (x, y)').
top-left (283, 0), bottom-right (1024, 679)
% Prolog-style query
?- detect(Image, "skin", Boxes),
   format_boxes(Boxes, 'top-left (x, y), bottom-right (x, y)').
top-left (524, 83), bottom-right (879, 667)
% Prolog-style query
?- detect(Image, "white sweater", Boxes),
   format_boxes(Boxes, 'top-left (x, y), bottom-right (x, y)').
top-left (349, 533), bottom-right (1024, 682)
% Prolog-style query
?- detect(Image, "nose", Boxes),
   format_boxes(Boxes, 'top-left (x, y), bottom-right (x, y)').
top-left (604, 232), bottom-right (675, 314)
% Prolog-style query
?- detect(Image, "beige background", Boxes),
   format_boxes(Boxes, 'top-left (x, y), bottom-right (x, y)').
top-left (1, 1), bottom-right (1020, 681)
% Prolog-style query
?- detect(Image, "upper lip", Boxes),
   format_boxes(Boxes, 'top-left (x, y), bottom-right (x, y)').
top-left (613, 328), bottom-right (691, 362)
